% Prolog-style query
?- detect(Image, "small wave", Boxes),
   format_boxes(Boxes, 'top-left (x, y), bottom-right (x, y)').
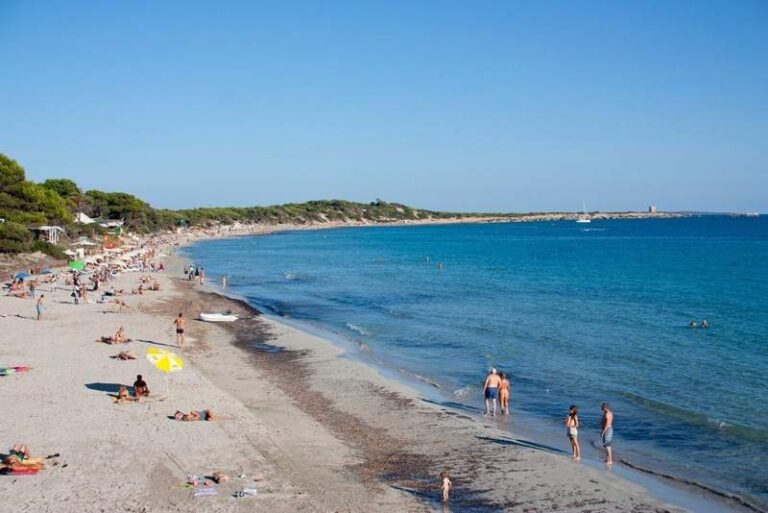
top-left (619, 458), bottom-right (767, 513)
top-left (453, 385), bottom-right (472, 398)
top-left (621, 392), bottom-right (768, 443)
top-left (283, 272), bottom-right (297, 280)
top-left (345, 322), bottom-right (371, 336)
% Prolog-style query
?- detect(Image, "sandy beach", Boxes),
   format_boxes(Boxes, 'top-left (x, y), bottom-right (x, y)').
top-left (0, 235), bottom-right (748, 513)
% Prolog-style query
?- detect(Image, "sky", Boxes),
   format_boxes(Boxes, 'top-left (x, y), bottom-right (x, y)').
top-left (1, 1), bottom-right (766, 213)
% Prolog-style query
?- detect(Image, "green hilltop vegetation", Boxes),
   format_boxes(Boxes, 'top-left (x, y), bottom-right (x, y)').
top-left (0, 153), bottom-right (484, 255)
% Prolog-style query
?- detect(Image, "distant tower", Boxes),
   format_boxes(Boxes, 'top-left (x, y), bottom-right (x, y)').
top-left (649, 205), bottom-right (657, 214)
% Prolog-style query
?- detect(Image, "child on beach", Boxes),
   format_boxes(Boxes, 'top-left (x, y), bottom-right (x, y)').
top-left (565, 405), bottom-right (580, 460)
top-left (439, 471), bottom-right (452, 503)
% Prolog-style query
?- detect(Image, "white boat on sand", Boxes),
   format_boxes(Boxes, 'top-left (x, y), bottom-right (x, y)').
top-left (199, 313), bottom-right (239, 323)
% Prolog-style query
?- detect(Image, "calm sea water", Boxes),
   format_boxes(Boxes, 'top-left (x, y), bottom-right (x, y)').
top-left (184, 217), bottom-right (768, 506)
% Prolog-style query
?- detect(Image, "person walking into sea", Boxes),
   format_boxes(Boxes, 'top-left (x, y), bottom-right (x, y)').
top-left (565, 405), bottom-right (580, 460)
top-left (482, 368), bottom-right (501, 416)
top-left (601, 402), bottom-right (614, 465)
top-left (199, 267), bottom-right (205, 286)
top-left (499, 372), bottom-right (510, 415)
top-left (221, 275), bottom-right (227, 289)
top-left (35, 295), bottom-right (45, 321)
top-left (173, 312), bottom-right (186, 348)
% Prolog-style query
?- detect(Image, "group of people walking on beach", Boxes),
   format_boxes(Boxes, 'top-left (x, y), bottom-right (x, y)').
top-left (482, 368), bottom-right (615, 465)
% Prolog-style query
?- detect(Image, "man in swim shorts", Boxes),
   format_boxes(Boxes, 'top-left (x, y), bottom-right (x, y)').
top-left (483, 368), bottom-right (501, 416)
top-left (601, 402), bottom-right (614, 465)
top-left (173, 312), bottom-right (185, 348)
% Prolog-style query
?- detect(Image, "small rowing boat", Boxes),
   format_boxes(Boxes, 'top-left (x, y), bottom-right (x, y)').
top-left (199, 313), bottom-right (239, 323)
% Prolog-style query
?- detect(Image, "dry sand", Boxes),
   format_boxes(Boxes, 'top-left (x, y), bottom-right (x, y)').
top-left (0, 246), bottom-right (706, 512)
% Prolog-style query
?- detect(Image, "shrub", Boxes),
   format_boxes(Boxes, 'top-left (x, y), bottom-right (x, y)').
top-left (0, 221), bottom-right (33, 253)
top-left (30, 240), bottom-right (68, 260)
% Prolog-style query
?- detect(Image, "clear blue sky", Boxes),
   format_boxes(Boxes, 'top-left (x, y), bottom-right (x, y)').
top-left (1, 1), bottom-right (766, 213)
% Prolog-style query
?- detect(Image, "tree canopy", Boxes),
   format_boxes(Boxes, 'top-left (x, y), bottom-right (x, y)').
top-left (0, 152), bottom-right (486, 254)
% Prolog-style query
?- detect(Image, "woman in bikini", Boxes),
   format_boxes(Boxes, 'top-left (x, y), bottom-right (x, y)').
top-left (565, 405), bottom-right (581, 460)
top-left (499, 372), bottom-right (510, 415)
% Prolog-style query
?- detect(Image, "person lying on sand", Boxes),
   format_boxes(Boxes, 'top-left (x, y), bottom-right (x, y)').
top-left (115, 385), bottom-right (138, 403)
top-left (173, 409), bottom-right (221, 421)
top-left (1, 444), bottom-right (46, 471)
top-left (110, 351), bottom-right (135, 360)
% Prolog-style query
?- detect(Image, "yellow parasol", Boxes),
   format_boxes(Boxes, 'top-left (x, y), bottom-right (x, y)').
top-left (146, 348), bottom-right (183, 398)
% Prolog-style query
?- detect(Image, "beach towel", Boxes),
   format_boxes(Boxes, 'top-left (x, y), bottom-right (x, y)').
top-left (193, 486), bottom-right (217, 497)
top-left (0, 366), bottom-right (31, 376)
top-left (8, 467), bottom-right (40, 475)
top-left (233, 488), bottom-right (258, 498)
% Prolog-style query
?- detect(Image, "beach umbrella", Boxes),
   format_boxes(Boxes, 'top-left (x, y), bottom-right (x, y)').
top-left (69, 261), bottom-right (85, 271)
top-left (13, 271), bottom-right (30, 280)
top-left (145, 348), bottom-right (184, 399)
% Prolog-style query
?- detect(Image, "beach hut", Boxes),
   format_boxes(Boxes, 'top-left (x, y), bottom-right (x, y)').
top-left (32, 225), bottom-right (66, 244)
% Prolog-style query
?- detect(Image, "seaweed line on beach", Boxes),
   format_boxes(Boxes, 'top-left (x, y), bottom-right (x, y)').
top-left (159, 282), bottom-right (506, 511)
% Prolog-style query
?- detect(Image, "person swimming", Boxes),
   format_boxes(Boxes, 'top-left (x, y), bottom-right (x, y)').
top-left (689, 320), bottom-right (698, 329)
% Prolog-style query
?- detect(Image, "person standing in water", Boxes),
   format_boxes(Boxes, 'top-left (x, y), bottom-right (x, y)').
top-left (498, 372), bottom-right (510, 415)
top-left (565, 405), bottom-right (580, 460)
top-left (482, 368), bottom-right (501, 416)
top-left (601, 402), bottom-right (614, 465)
top-left (173, 313), bottom-right (186, 348)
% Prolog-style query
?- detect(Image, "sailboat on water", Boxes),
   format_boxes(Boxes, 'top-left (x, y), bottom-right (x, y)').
top-left (576, 201), bottom-right (591, 223)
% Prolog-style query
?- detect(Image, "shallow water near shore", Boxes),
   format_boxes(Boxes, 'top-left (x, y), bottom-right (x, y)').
top-left (183, 216), bottom-right (768, 510)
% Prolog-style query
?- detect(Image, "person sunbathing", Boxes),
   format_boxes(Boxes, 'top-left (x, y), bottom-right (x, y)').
top-left (2, 444), bottom-right (46, 469)
top-left (173, 409), bottom-right (220, 421)
top-left (114, 326), bottom-right (128, 343)
top-left (133, 375), bottom-right (150, 397)
top-left (115, 385), bottom-right (138, 403)
top-left (99, 327), bottom-right (130, 344)
top-left (110, 351), bottom-right (135, 360)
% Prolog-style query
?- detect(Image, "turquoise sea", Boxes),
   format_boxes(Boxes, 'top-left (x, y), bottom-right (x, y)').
top-left (183, 216), bottom-right (768, 508)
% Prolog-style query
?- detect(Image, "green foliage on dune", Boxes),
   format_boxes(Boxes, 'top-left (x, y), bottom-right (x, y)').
top-left (170, 199), bottom-right (460, 226)
top-left (0, 153), bottom-right (482, 254)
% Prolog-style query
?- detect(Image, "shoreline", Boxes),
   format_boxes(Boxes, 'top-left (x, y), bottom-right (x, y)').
top-left (179, 237), bottom-right (761, 513)
top-left (203, 284), bottom-right (762, 513)
top-left (0, 228), bottom-right (760, 512)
